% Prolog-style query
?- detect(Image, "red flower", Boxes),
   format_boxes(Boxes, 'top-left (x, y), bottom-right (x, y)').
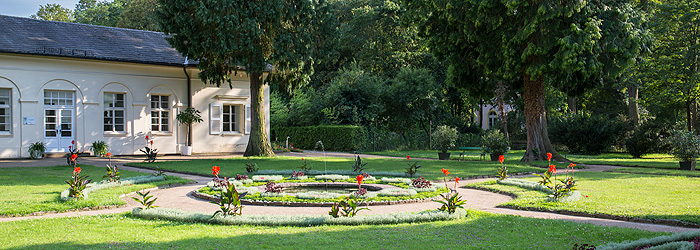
top-left (106, 152), bottom-right (112, 158)
top-left (499, 155), bottom-right (505, 164)
top-left (568, 163), bottom-right (576, 169)
top-left (73, 166), bottom-right (81, 174)
top-left (584, 195), bottom-right (590, 198)
top-left (441, 168), bottom-right (450, 176)
top-left (548, 164), bottom-right (557, 173)
top-left (71, 140), bottom-right (75, 145)
top-left (212, 166), bottom-right (220, 176)
top-left (407, 155), bottom-right (410, 161)
top-left (302, 158), bottom-right (305, 161)
top-left (70, 154), bottom-right (78, 161)
top-left (150, 140), bottom-right (154, 145)
top-left (546, 152), bottom-right (552, 161)
top-left (356, 175), bottom-right (363, 185)
top-left (455, 177), bottom-right (460, 184)
top-left (146, 135), bottom-right (149, 140)
top-left (69, 145), bottom-right (72, 151)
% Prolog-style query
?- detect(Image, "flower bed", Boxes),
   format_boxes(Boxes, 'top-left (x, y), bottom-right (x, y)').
top-left (496, 179), bottom-right (582, 202)
top-left (132, 207), bottom-right (468, 226)
top-left (254, 169), bottom-right (407, 177)
top-left (596, 230), bottom-right (700, 250)
top-left (250, 175), bottom-right (284, 182)
top-left (60, 175), bottom-right (166, 201)
top-left (379, 189), bottom-right (418, 197)
top-left (314, 175), bottom-right (350, 181)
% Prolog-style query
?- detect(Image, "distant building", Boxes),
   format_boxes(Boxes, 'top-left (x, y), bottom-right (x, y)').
top-left (475, 103), bottom-right (514, 130)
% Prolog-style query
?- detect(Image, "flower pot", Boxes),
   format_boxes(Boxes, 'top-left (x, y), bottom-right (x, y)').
top-left (490, 153), bottom-right (500, 161)
top-left (679, 161), bottom-right (696, 171)
top-left (181, 146), bottom-right (193, 156)
top-left (30, 151), bottom-right (43, 159)
top-left (437, 152), bottom-right (451, 160)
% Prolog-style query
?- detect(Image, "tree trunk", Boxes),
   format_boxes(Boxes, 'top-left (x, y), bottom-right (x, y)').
top-left (567, 96), bottom-right (577, 114)
top-left (496, 80), bottom-right (509, 139)
top-left (521, 74), bottom-right (561, 162)
top-left (628, 82), bottom-right (639, 126)
top-left (687, 100), bottom-right (693, 132)
top-left (692, 99), bottom-right (697, 133)
top-left (244, 72), bottom-right (275, 157)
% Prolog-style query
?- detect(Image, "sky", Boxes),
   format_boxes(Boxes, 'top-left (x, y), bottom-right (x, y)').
top-left (1, 0), bottom-right (82, 17)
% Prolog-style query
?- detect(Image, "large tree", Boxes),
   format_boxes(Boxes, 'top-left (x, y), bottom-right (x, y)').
top-left (157, 0), bottom-right (315, 156)
top-left (31, 3), bottom-right (73, 22)
top-left (404, 0), bottom-right (648, 161)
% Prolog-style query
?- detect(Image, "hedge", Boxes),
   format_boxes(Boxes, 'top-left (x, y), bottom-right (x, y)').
top-left (596, 230), bottom-right (700, 250)
top-left (274, 125), bottom-right (367, 152)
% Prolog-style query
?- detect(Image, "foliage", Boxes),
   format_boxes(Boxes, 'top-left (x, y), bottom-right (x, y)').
top-left (264, 181), bottom-right (283, 193)
top-left (28, 141), bottom-right (46, 159)
top-left (103, 163), bottom-right (120, 182)
top-left (132, 191), bottom-right (158, 209)
top-left (298, 158), bottom-right (312, 173)
top-left (64, 166), bottom-right (91, 200)
top-left (212, 184), bottom-right (243, 217)
top-left (411, 176), bottom-right (432, 189)
top-left (319, 66), bottom-right (386, 127)
top-left (626, 120), bottom-right (673, 158)
top-left (328, 196), bottom-right (370, 218)
top-left (352, 155), bottom-right (368, 172)
top-left (481, 130), bottom-right (510, 156)
top-left (31, 3), bottom-right (73, 22)
top-left (245, 157), bottom-right (260, 173)
top-left (431, 125), bottom-right (458, 153)
top-left (274, 125), bottom-right (368, 152)
top-left (291, 171), bottom-right (306, 179)
top-left (596, 230), bottom-right (700, 250)
top-left (234, 174), bottom-right (248, 180)
top-left (73, 0), bottom-right (161, 31)
top-left (140, 136), bottom-right (157, 162)
top-left (496, 155), bottom-right (508, 180)
top-left (176, 107), bottom-right (204, 146)
top-left (66, 140), bottom-right (79, 167)
top-left (549, 113), bottom-right (628, 155)
top-left (90, 140), bottom-right (109, 157)
top-left (435, 192), bottom-right (466, 214)
top-left (533, 171), bottom-right (553, 189)
top-left (61, 175), bottom-right (168, 201)
top-left (152, 165), bottom-right (166, 177)
top-left (378, 189), bottom-right (418, 197)
top-left (405, 159), bottom-right (422, 178)
top-left (668, 130), bottom-right (700, 162)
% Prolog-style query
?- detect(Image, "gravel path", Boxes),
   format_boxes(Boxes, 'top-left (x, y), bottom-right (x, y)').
top-left (0, 153), bottom-right (694, 233)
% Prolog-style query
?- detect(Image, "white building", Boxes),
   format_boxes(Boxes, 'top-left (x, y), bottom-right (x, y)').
top-left (475, 103), bottom-right (514, 130)
top-left (0, 15), bottom-right (269, 158)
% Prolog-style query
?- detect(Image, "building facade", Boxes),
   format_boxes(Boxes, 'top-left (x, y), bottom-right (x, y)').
top-left (0, 15), bottom-right (269, 158)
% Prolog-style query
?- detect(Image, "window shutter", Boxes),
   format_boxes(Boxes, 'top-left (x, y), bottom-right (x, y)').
top-left (245, 104), bottom-right (251, 134)
top-left (210, 103), bottom-right (222, 135)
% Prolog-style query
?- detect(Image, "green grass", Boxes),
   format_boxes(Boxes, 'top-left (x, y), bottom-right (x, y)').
top-left (364, 149), bottom-right (552, 166)
top-left (606, 167), bottom-right (700, 177)
top-left (129, 156), bottom-right (544, 181)
top-left (568, 153), bottom-right (682, 169)
top-left (466, 172), bottom-right (700, 225)
top-left (0, 211), bottom-right (665, 249)
top-left (0, 165), bottom-right (191, 216)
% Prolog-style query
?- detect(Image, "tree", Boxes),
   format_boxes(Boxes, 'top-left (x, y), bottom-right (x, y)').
top-left (31, 3), bottom-right (73, 22)
top-left (404, 0), bottom-right (648, 161)
top-left (157, 0), bottom-right (315, 156)
top-left (74, 0), bottom-right (125, 27)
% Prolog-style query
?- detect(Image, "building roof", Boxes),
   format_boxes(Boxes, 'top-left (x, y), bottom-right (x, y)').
top-left (0, 15), bottom-right (194, 67)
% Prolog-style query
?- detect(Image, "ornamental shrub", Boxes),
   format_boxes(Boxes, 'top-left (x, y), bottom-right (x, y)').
top-left (274, 125), bottom-right (367, 151)
top-left (431, 125), bottom-right (458, 153)
top-left (626, 120), bottom-right (672, 158)
top-left (668, 130), bottom-right (700, 162)
top-left (481, 129), bottom-right (510, 156)
top-left (548, 113), bottom-right (627, 155)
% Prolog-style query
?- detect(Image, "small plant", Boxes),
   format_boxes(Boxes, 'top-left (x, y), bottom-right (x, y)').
top-left (132, 191), bottom-right (158, 209)
top-left (496, 155), bottom-right (508, 180)
top-left (668, 130), bottom-right (700, 162)
top-left (212, 183), bottom-right (243, 217)
top-left (234, 174), bottom-right (248, 180)
top-left (152, 165), bottom-right (166, 177)
top-left (265, 181), bottom-right (283, 193)
top-left (354, 174), bottom-right (368, 196)
top-left (328, 195), bottom-right (370, 218)
top-left (435, 168), bottom-right (466, 213)
top-left (28, 141), bottom-right (45, 159)
top-left (481, 129), bottom-right (510, 158)
top-left (244, 157), bottom-right (260, 173)
top-left (405, 155), bottom-right (422, 177)
top-left (291, 171), bottom-right (305, 178)
top-left (352, 155), bottom-right (368, 172)
top-left (431, 125), bottom-right (458, 153)
top-left (90, 140), bottom-right (109, 157)
top-left (103, 152), bottom-right (120, 182)
top-left (65, 166), bottom-right (91, 199)
top-left (66, 140), bottom-right (79, 166)
top-left (533, 170), bottom-right (553, 188)
top-left (139, 135), bottom-right (158, 162)
top-left (176, 107), bottom-right (204, 147)
top-left (299, 158), bottom-right (312, 173)
top-left (211, 166), bottom-right (230, 188)
top-left (411, 176), bottom-right (432, 188)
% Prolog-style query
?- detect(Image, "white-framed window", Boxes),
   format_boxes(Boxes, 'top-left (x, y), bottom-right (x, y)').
top-left (0, 89), bottom-right (10, 133)
top-left (104, 93), bottom-right (125, 132)
top-left (150, 95), bottom-right (169, 132)
top-left (223, 104), bottom-right (240, 133)
top-left (44, 90), bottom-right (74, 106)
top-left (488, 110), bottom-right (498, 129)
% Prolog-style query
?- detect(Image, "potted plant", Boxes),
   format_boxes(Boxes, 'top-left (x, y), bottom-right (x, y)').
top-left (669, 130), bottom-right (700, 170)
top-left (176, 107), bottom-right (203, 156)
top-left (28, 141), bottom-right (45, 159)
top-left (90, 140), bottom-right (109, 157)
top-left (431, 125), bottom-right (458, 160)
top-left (481, 129), bottom-right (510, 161)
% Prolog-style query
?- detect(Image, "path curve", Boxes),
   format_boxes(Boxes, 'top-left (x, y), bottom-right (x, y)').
top-left (0, 153), bottom-right (694, 233)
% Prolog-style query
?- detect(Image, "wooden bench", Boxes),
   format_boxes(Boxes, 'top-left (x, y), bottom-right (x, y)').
top-left (458, 147), bottom-right (486, 161)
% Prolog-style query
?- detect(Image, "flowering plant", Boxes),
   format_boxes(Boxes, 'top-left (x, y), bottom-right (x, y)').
top-left (212, 183), bottom-right (242, 217)
top-left (352, 155), bottom-right (368, 172)
top-left (496, 155), bottom-right (508, 180)
top-left (435, 168), bottom-right (466, 213)
top-left (211, 166), bottom-right (229, 188)
top-left (244, 157), bottom-right (260, 173)
top-left (405, 155), bottom-right (422, 177)
top-left (299, 158), bottom-right (312, 173)
top-left (264, 181), bottom-right (283, 193)
top-left (139, 136), bottom-right (158, 162)
top-left (329, 195), bottom-right (370, 218)
top-left (431, 125), bottom-right (458, 153)
top-left (103, 152), bottom-right (120, 182)
top-left (668, 130), bottom-right (700, 162)
top-left (65, 166), bottom-right (91, 199)
top-left (66, 140), bottom-right (79, 167)
top-left (411, 176), bottom-right (432, 188)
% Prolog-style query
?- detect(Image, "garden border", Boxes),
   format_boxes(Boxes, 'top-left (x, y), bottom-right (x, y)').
top-left (192, 190), bottom-right (445, 207)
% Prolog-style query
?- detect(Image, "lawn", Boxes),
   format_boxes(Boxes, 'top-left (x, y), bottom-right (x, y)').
top-left (365, 149), bottom-right (552, 167)
top-left (129, 156), bottom-right (544, 180)
top-left (607, 167), bottom-right (700, 177)
top-left (0, 210), bottom-right (666, 249)
top-left (466, 172), bottom-right (700, 225)
top-left (567, 153), bottom-right (682, 169)
top-left (0, 165), bottom-right (191, 216)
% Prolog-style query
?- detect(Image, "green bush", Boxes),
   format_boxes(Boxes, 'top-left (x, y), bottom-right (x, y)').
top-left (668, 130), bottom-right (700, 162)
top-left (626, 121), bottom-right (671, 158)
top-left (549, 113), bottom-right (627, 155)
top-left (431, 125), bottom-right (458, 153)
top-left (481, 129), bottom-right (510, 156)
top-left (274, 125), bottom-right (367, 152)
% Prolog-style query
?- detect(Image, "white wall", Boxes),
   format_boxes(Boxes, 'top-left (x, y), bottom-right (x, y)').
top-left (0, 53), bottom-right (268, 158)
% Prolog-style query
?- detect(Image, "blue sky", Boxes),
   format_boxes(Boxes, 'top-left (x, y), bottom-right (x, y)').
top-left (2, 0), bottom-right (81, 17)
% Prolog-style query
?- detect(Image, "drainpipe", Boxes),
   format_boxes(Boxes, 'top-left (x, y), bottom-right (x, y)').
top-left (183, 57), bottom-right (192, 147)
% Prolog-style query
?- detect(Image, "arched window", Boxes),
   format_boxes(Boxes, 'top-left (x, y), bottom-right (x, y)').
top-left (488, 110), bottom-right (498, 129)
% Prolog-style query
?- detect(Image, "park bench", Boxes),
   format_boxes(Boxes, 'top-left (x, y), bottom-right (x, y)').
top-left (458, 146), bottom-right (485, 161)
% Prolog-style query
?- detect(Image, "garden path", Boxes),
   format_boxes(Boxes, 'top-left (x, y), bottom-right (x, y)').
top-left (0, 152), bottom-right (693, 233)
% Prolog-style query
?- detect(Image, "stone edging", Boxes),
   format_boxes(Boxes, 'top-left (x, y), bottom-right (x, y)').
top-left (191, 190), bottom-right (444, 207)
